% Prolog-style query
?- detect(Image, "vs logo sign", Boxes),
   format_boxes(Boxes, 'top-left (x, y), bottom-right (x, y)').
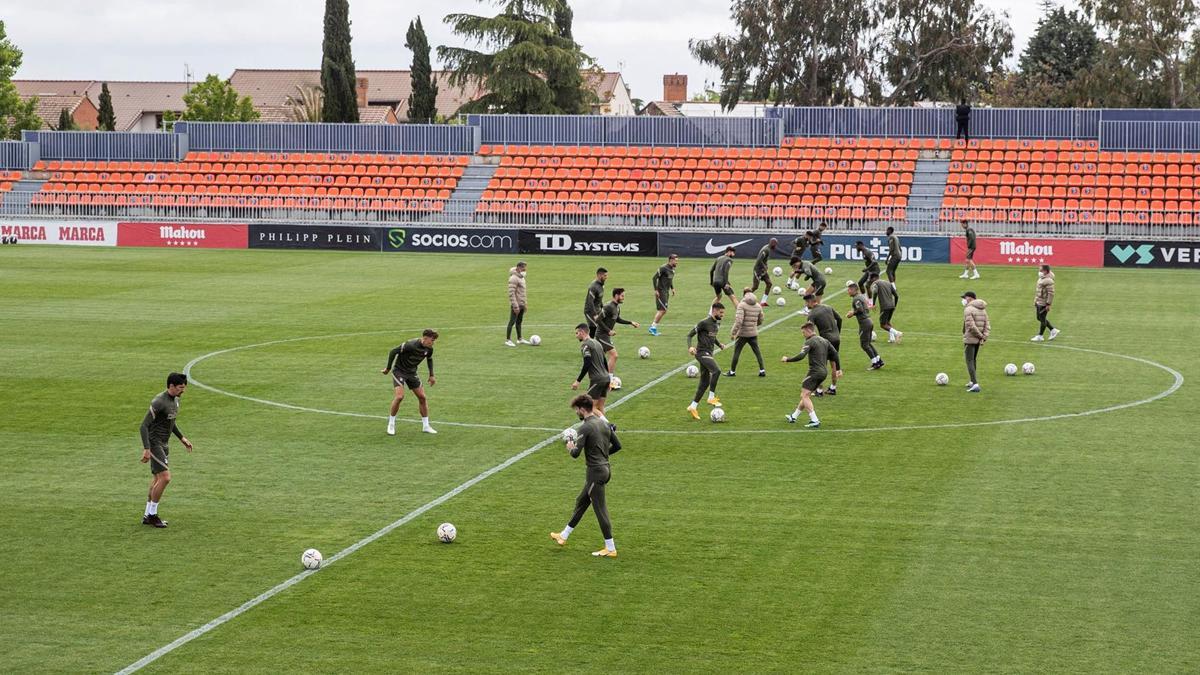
top-left (1109, 244), bottom-right (1154, 265)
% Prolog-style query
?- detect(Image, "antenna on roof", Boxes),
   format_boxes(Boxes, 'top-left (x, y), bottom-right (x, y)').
top-left (184, 63), bottom-right (194, 93)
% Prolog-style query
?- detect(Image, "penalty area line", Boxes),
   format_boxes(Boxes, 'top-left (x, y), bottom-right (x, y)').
top-left (120, 296), bottom-right (828, 673)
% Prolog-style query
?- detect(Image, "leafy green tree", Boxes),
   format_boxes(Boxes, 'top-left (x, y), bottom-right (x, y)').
top-left (405, 17), bottom-right (439, 122)
top-left (438, 0), bottom-right (594, 114)
top-left (55, 107), bottom-right (78, 131)
top-left (98, 82), bottom-right (116, 131)
top-left (321, 0), bottom-right (360, 123)
top-left (179, 75), bottom-right (260, 121)
top-left (987, 3), bottom-right (1099, 108)
top-left (0, 21), bottom-right (41, 140)
top-left (286, 85), bottom-right (324, 122)
top-left (1080, 0), bottom-right (1200, 107)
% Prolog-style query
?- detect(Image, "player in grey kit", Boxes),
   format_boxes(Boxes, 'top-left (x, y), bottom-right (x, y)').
top-left (584, 268), bottom-right (608, 338)
top-left (781, 323), bottom-right (842, 428)
top-left (750, 238), bottom-right (778, 306)
top-left (139, 372), bottom-right (193, 527)
top-left (572, 323), bottom-right (613, 420)
top-left (596, 287), bottom-right (640, 375)
top-left (805, 293), bottom-right (842, 395)
top-left (709, 246), bottom-right (738, 306)
top-left (885, 227), bottom-right (902, 283)
top-left (854, 241), bottom-right (881, 293)
top-left (382, 329), bottom-right (438, 435)
top-left (649, 254), bottom-right (678, 336)
top-left (868, 272), bottom-right (903, 343)
top-left (687, 302), bottom-right (728, 419)
top-left (845, 282), bottom-right (883, 370)
top-left (551, 394), bottom-right (622, 558)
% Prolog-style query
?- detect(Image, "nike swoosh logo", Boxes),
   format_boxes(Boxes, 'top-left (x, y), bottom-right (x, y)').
top-left (705, 238), bottom-right (754, 255)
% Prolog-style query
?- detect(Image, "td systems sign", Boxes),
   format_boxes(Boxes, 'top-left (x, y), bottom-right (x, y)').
top-left (118, 222), bottom-right (249, 249)
top-left (1105, 240), bottom-right (1200, 269)
top-left (518, 230), bottom-right (656, 256)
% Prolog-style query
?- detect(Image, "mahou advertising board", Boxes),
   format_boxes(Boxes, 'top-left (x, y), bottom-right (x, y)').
top-left (117, 222), bottom-right (249, 249)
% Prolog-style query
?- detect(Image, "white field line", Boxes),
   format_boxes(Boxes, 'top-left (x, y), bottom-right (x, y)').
top-left (119, 296), bottom-right (830, 674)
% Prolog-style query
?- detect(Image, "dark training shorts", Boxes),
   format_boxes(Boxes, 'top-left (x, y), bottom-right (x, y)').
top-left (655, 296), bottom-right (669, 311)
top-left (802, 372), bottom-right (826, 392)
top-left (811, 280), bottom-right (827, 296)
top-left (149, 444), bottom-right (169, 475)
top-left (880, 308), bottom-right (895, 326)
top-left (392, 370), bottom-right (422, 390)
top-left (587, 379), bottom-right (610, 401)
top-left (712, 283), bottom-right (732, 297)
top-left (966, 248), bottom-right (976, 260)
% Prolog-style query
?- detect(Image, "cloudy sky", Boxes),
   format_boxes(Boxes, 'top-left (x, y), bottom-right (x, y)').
top-left (9, 0), bottom-right (1074, 103)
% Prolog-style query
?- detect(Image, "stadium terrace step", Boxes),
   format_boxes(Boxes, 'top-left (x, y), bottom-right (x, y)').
top-left (443, 163), bottom-right (499, 216)
top-left (906, 158), bottom-right (951, 228)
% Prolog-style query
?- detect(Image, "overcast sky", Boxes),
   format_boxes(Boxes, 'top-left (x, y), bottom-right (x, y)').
top-left (9, 0), bottom-right (1074, 103)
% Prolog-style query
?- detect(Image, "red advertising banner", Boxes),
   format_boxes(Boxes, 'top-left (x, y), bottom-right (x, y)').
top-left (950, 237), bottom-right (1104, 267)
top-left (0, 221), bottom-right (117, 246)
top-left (117, 222), bottom-right (248, 249)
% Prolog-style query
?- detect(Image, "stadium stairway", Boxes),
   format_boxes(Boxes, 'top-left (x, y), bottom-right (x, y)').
top-left (906, 157), bottom-right (950, 232)
top-left (4, 177), bottom-right (46, 216)
top-left (443, 159), bottom-right (498, 219)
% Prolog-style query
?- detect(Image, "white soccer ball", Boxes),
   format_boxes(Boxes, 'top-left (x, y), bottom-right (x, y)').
top-left (301, 548), bottom-right (322, 570)
top-left (529, 335), bottom-right (541, 346)
top-left (562, 427), bottom-right (577, 444)
top-left (772, 285), bottom-right (782, 295)
top-left (1004, 363), bottom-right (1018, 376)
top-left (1023, 362), bottom-right (1036, 375)
top-left (871, 330), bottom-right (877, 341)
top-left (776, 297), bottom-right (787, 307)
top-left (685, 365), bottom-right (699, 378)
top-left (935, 372), bottom-right (949, 386)
top-left (710, 407), bottom-right (726, 423)
top-left (437, 522), bottom-right (457, 543)
top-left (638, 346), bottom-right (650, 359)
top-left (824, 267), bottom-right (833, 275)
top-left (610, 375), bottom-right (622, 390)
top-left (772, 266), bottom-right (783, 277)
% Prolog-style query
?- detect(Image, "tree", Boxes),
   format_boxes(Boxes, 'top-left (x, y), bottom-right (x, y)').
top-left (0, 21), bottom-right (41, 140)
top-left (178, 75), bottom-right (260, 121)
top-left (97, 82), bottom-right (116, 131)
top-left (405, 17), bottom-right (439, 122)
top-left (690, 0), bottom-right (881, 109)
top-left (546, 1), bottom-right (593, 114)
top-left (1080, 0), bottom-right (1200, 108)
top-left (438, 0), bottom-right (595, 114)
top-left (877, 0), bottom-right (1013, 105)
top-left (286, 85), bottom-right (324, 122)
top-left (988, 3), bottom-right (1099, 108)
top-left (54, 107), bottom-right (78, 131)
top-left (321, 0), bottom-right (360, 123)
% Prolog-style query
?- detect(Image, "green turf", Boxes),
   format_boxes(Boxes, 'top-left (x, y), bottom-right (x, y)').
top-left (0, 246), bottom-right (1196, 673)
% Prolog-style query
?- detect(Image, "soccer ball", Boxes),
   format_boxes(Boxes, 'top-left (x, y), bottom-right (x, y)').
top-left (772, 266), bottom-right (783, 277)
top-left (1004, 363), bottom-right (1018, 376)
top-left (871, 330), bottom-right (877, 342)
top-left (772, 285), bottom-right (782, 295)
top-left (1023, 362), bottom-right (1036, 375)
top-left (710, 407), bottom-right (726, 423)
top-left (610, 375), bottom-right (622, 390)
top-left (824, 267), bottom-right (833, 274)
top-left (935, 372), bottom-right (949, 386)
top-left (437, 522), bottom-right (457, 543)
top-left (529, 335), bottom-right (541, 346)
top-left (300, 548), bottom-right (322, 570)
top-left (685, 364), bottom-right (699, 378)
top-left (562, 427), bottom-right (577, 444)
top-left (776, 297), bottom-right (787, 307)
top-left (638, 346), bottom-right (650, 359)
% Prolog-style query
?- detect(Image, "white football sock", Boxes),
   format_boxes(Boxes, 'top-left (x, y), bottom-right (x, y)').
top-left (388, 415), bottom-right (396, 424)
top-left (808, 411), bottom-right (819, 423)
top-left (792, 407), bottom-right (803, 418)
top-left (761, 294), bottom-right (769, 304)
top-left (688, 401), bottom-right (698, 410)
top-left (144, 502), bottom-right (153, 517)
top-left (421, 416), bottom-right (430, 426)
top-left (149, 501), bottom-right (158, 515)
top-left (604, 538), bottom-right (616, 552)
top-left (561, 525), bottom-right (573, 539)
top-left (889, 328), bottom-right (897, 339)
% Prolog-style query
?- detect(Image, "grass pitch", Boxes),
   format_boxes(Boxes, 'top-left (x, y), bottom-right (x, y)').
top-left (0, 245), bottom-right (1196, 672)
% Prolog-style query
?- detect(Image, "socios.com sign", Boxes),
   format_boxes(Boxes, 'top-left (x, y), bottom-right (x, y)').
top-left (384, 227), bottom-right (517, 254)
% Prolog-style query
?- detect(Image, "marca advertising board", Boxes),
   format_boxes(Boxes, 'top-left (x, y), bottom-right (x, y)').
top-left (518, 230), bottom-right (657, 257)
top-left (0, 221), bottom-right (117, 246)
top-left (118, 222), bottom-right (248, 249)
top-left (382, 227), bottom-right (517, 253)
top-left (657, 231), bottom-right (950, 264)
top-left (1104, 240), bottom-right (1200, 269)
top-left (950, 237), bottom-right (1103, 267)
top-left (249, 224), bottom-right (380, 251)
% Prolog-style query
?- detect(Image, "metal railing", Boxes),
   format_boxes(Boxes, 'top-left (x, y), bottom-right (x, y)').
top-left (469, 114), bottom-right (784, 148)
top-left (175, 122), bottom-right (480, 155)
top-left (3, 190), bottom-right (1199, 239)
top-left (0, 141), bottom-right (39, 170)
top-left (1099, 120), bottom-right (1200, 152)
top-left (21, 131), bottom-right (186, 162)
top-left (769, 107), bottom-right (1102, 141)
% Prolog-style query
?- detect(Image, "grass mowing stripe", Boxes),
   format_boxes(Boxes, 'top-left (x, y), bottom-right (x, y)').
top-left (116, 290), bottom-right (843, 674)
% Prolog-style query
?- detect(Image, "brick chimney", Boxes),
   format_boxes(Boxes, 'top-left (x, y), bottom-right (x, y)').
top-left (663, 74), bottom-right (687, 103)
top-left (356, 77), bottom-right (369, 109)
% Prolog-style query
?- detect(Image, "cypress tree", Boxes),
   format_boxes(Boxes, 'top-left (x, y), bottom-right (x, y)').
top-left (547, 2), bottom-right (592, 114)
top-left (405, 17), bottom-right (439, 123)
top-left (55, 107), bottom-right (77, 131)
top-left (98, 82), bottom-right (115, 131)
top-left (321, 0), bottom-right (360, 123)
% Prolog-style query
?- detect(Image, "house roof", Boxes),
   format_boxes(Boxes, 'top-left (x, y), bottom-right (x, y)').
top-left (230, 69), bottom-right (619, 121)
top-left (256, 103), bottom-right (397, 124)
top-left (13, 80), bottom-right (189, 131)
top-left (643, 100), bottom-right (769, 118)
top-left (29, 95), bottom-right (87, 129)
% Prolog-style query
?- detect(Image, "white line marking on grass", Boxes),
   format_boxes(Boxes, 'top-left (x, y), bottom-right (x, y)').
top-left (124, 300), bottom-right (827, 673)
